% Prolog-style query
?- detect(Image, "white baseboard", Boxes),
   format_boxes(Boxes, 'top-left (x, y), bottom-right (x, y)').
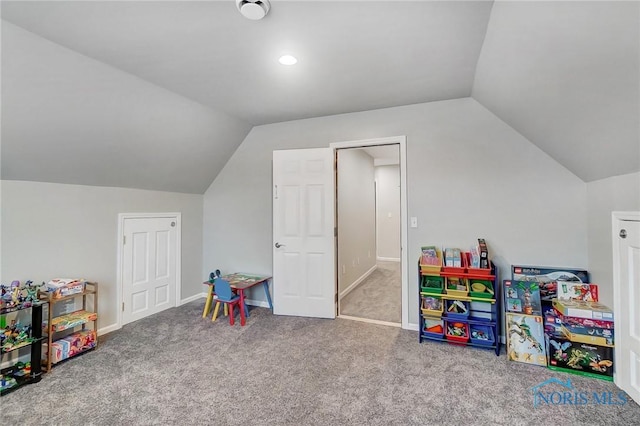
top-left (338, 315), bottom-right (400, 328)
top-left (377, 257), bottom-right (401, 262)
top-left (406, 322), bottom-right (419, 331)
top-left (180, 292), bottom-right (207, 305)
top-left (98, 323), bottom-right (120, 336)
top-left (339, 264), bottom-right (378, 300)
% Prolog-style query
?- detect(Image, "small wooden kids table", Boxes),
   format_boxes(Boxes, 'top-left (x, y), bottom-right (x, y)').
top-left (202, 273), bottom-right (273, 324)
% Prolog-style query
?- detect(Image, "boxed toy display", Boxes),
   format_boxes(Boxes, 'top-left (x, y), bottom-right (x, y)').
top-left (511, 265), bottom-right (589, 303)
top-left (44, 329), bottom-right (97, 364)
top-left (506, 313), bottom-right (547, 367)
top-left (546, 333), bottom-right (614, 380)
top-left (556, 282), bottom-right (599, 302)
top-left (504, 280), bottom-right (542, 316)
top-left (46, 279), bottom-right (86, 299)
top-left (552, 299), bottom-right (614, 321)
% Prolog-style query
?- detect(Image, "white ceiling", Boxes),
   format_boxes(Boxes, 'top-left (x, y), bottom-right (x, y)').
top-left (0, 0), bottom-right (492, 125)
top-left (1, 0), bottom-right (638, 192)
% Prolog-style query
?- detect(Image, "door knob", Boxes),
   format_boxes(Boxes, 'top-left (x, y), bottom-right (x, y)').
top-left (620, 229), bottom-right (627, 239)
top-left (275, 242), bottom-right (285, 248)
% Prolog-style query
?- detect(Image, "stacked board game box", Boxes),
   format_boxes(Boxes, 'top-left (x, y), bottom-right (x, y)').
top-left (504, 280), bottom-right (547, 367)
top-left (544, 298), bottom-right (614, 380)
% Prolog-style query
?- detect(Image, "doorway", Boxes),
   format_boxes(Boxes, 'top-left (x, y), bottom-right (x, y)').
top-left (612, 211), bottom-right (640, 404)
top-left (117, 213), bottom-right (181, 327)
top-left (331, 137), bottom-right (408, 328)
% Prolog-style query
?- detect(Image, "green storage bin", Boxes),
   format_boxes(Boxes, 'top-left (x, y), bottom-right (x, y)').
top-left (421, 275), bottom-right (444, 294)
top-left (469, 279), bottom-right (494, 299)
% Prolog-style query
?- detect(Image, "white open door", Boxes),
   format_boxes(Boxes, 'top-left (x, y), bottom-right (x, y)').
top-left (273, 148), bottom-right (336, 318)
top-left (613, 212), bottom-right (640, 404)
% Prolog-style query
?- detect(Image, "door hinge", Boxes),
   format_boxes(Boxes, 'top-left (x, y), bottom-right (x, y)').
top-left (123, 235), bottom-right (126, 245)
top-left (334, 227), bottom-right (337, 237)
top-left (122, 302), bottom-right (125, 312)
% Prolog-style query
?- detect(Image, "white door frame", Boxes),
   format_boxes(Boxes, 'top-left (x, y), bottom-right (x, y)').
top-left (330, 136), bottom-right (409, 330)
top-left (612, 211), bottom-right (640, 390)
top-left (116, 212), bottom-right (182, 329)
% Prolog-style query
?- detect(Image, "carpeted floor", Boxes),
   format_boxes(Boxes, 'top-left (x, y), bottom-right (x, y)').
top-left (339, 261), bottom-right (401, 323)
top-left (2, 301), bottom-right (639, 425)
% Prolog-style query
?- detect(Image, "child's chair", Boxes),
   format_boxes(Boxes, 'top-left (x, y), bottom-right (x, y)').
top-left (211, 278), bottom-right (245, 326)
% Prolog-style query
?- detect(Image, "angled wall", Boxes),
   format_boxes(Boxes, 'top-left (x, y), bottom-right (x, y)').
top-left (203, 98), bottom-right (588, 326)
top-left (1, 21), bottom-right (252, 194)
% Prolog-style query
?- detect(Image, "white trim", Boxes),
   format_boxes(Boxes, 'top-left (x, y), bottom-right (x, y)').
top-left (377, 257), bottom-right (401, 262)
top-left (339, 264), bottom-right (377, 300)
top-left (611, 211), bottom-right (640, 388)
top-left (97, 323), bottom-right (120, 336)
top-left (116, 212), bottom-right (182, 329)
top-left (406, 322), bottom-right (419, 331)
top-left (338, 314), bottom-right (401, 328)
top-left (331, 136), bottom-right (409, 330)
top-left (180, 292), bottom-right (206, 305)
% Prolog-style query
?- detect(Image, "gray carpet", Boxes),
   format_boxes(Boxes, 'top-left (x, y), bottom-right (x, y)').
top-left (2, 301), bottom-right (639, 425)
top-left (340, 261), bottom-right (401, 323)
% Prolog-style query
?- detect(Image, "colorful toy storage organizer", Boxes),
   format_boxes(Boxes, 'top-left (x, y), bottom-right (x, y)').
top-left (1, 291), bottom-right (45, 396)
top-left (419, 249), bottom-right (501, 355)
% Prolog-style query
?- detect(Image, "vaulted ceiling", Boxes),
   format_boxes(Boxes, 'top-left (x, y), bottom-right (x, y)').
top-left (1, 1), bottom-right (638, 193)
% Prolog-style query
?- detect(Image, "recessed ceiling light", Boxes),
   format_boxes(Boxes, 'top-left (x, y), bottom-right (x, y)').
top-left (279, 55), bottom-right (298, 66)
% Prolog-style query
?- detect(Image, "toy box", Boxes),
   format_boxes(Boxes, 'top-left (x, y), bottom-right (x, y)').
top-left (552, 309), bottom-right (614, 329)
top-left (546, 333), bottom-right (614, 380)
top-left (511, 265), bottom-right (589, 303)
top-left (48, 310), bottom-right (97, 332)
top-left (542, 305), bottom-right (563, 335)
top-left (421, 296), bottom-right (443, 317)
top-left (560, 324), bottom-right (614, 347)
top-left (45, 329), bottom-right (96, 364)
top-left (552, 299), bottom-right (614, 321)
top-left (504, 280), bottom-right (542, 316)
top-left (46, 279), bottom-right (86, 299)
top-left (556, 282), bottom-right (599, 302)
top-left (420, 275), bottom-right (444, 295)
top-left (445, 299), bottom-right (469, 320)
top-left (506, 313), bottom-right (547, 366)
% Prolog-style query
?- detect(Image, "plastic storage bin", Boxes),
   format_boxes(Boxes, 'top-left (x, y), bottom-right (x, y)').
top-left (445, 321), bottom-right (469, 344)
top-left (421, 275), bottom-right (444, 295)
top-left (469, 280), bottom-right (494, 299)
top-left (445, 277), bottom-right (469, 298)
top-left (470, 325), bottom-right (495, 346)
top-left (423, 318), bottom-right (445, 338)
top-left (445, 299), bottom-right (470, 320)
top-left (421, 296), bottom-right (444, 317)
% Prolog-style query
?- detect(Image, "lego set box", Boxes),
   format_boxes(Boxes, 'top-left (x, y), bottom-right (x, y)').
top-left (511, 265), bottom-right (589, 303)
top-left (546, 333), bottom-right (614, 381)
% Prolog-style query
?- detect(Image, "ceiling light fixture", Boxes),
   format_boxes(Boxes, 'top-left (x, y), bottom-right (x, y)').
top-left (236, 0), bottom-right (270, 20)
top-left (279, 55), bottom-right (297, 66)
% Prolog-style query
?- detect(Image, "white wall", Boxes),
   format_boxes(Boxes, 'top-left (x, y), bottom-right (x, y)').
top-left (203, 98), bottom-right (588, 326)
top-left (587, 172), bottom-right (640, 309)
top-left (1, 181), bottom-right (203, 332)
top-left (375, 165), bottom-right (401, 260)
top-left (337, 149), bottom-right (376, 295)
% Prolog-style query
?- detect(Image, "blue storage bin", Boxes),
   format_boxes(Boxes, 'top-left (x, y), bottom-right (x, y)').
top-left (470, 325), bottom-right (494, 346)
top-left (445, 299), bottom-right (469, 320)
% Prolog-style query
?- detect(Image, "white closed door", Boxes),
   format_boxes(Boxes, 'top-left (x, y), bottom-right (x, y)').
top-left (614, 216), bottom-right (640, 404)
top-left (273, 148), bottom-right (336, 318)
top-left (123, 217), bottom-right (177, 324)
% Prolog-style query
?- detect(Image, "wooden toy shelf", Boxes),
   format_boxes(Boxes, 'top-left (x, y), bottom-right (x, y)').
top-left (39, 282), bottom-right (98, 372)
top-left (419, 260), bottom-right (501, 356)
top-left (0, 301), bottom-right (45, 396)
